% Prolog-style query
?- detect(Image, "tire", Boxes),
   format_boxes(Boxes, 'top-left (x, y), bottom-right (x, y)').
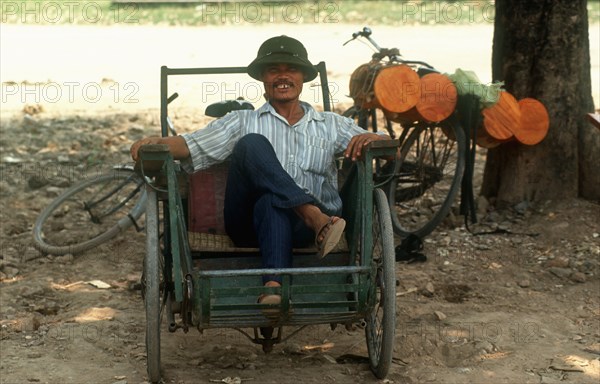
top-left (32, 168), bottom-right (146, 255)
top-left (365, 189), bottom-right (396, 379)
top-left (144, 187), bottom-right (161, 383)
top-left (387, 121), bottom-right (465, 238)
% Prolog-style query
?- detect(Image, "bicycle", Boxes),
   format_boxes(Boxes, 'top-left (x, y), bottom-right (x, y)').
top-left (30, 88), bottom-right (185, 257)
top-left (32, 165), bottom-right (147, 255)
top-left (344, 27), bottom-right (466, 239)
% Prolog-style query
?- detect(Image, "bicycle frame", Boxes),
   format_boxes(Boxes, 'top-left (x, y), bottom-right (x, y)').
top-left (84, 172), bottom-right (144, 223)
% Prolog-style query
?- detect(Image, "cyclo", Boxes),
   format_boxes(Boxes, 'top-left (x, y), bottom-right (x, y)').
top-left (135, 58), bottom-right (399, 382)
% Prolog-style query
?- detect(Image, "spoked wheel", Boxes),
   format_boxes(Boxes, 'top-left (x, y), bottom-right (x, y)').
top-left (32, 167), bottom-right (146, 255)
top-left (387, 120), bottom-right (465, 238)
top-left (143, 187), bottom-right (162, 383)
top-left (365, 188), bottom-right (396, 379)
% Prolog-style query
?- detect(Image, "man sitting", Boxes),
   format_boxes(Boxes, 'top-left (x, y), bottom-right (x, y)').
top-left (130, 35), bottom-right (389, 306)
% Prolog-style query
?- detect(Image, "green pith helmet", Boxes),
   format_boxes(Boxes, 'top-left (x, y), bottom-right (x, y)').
top-left (247, 35), bottom-right (318, 82)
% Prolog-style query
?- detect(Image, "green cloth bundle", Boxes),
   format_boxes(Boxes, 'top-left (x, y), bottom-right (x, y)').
top-left (447, 68), bottom-right (504, 109)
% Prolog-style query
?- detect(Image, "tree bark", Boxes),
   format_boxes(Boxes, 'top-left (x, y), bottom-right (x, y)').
top-left (481, 0), bottom-right (598, 205)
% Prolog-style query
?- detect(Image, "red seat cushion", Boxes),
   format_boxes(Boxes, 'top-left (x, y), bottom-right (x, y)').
top-left (188, 163), bottom-right (229, 235)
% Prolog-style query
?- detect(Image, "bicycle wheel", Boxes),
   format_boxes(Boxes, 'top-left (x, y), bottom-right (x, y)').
top-left (387, 120), bottom-right (465, 238)
top-left (365, 188), bottom-right (396, 379)
top-left (32, 167), bottom-right (146, 255)
top-left (143, 187), bottom-right (162, 383)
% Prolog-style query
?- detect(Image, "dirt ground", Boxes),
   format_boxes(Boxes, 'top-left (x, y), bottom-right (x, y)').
top-left (1, 24), bottom-right (599, 384)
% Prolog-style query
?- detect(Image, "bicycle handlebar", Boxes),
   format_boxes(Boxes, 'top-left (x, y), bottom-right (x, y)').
top-left (345, 26), bottom-right (434, 70)
top-left (343, 26), bottom-right (383, 52)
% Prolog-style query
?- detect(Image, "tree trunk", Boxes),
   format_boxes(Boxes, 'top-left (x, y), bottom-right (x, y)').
top-left (481, 0), bottom-right (598, 206)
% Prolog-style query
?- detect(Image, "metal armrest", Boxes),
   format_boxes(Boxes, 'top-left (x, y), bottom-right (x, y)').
top-left (135, 144), bottom-right (172, 176)
top-left (365, 139), bottom-right (399, 158)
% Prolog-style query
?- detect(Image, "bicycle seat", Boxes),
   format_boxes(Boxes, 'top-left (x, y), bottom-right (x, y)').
top-left (417, 67), bottom-right (439, 77)
top-left (205, 98), bottom-right (254, 118)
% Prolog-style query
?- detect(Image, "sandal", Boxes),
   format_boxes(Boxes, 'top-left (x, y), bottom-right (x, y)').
top-left (258, 293), bottom-right (282, 317)
top-left (258, 293), bottom-right (282, 306)
top-left (258, 281), bottom-right (282, 317)
top-left (315, 217), bottom-right (346, 259)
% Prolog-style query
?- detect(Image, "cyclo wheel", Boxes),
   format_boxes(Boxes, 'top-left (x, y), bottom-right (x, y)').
top-left (365, 188), bottom-right (396, 379)
top-left (143, 187), bottom-right (162, 383)
top-left (32, 167), bottom-right (146, 255)
top-left (387, 120), bottom-right (466, 238)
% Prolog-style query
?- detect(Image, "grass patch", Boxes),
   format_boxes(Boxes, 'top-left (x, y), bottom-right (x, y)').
top-left (2, 1), bottom-right (598, 27)
top-left (1, 0), bottom-right (498, 26)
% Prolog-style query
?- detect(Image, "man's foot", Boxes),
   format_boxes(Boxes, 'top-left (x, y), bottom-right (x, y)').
top-left (294, 204), bottom-right (346, 259)
top-left (258, 281), bottom-right (281, 317)
top-left (315, 217), bottom-right (346, 259)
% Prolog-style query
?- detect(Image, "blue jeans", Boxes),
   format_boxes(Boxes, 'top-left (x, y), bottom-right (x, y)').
top-left (223, 134), bottom-right (315, 283)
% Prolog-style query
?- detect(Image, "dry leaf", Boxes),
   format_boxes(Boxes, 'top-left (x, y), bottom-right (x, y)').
top-left (88, 280), bottom-right (111, 289)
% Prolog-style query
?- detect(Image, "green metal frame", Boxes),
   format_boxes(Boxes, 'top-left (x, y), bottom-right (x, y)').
top-left (137, 148), bottom-right (192, 303)
top-left (138, 140), bottom-right (397, 329)
top-left (138, 61), bottom-right (398, 335)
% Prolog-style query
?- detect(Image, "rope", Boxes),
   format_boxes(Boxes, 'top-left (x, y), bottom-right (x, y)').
top-left (455, 94), bottom-right (480, 230)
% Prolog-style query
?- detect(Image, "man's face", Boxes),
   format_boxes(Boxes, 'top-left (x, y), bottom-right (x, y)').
top-left (261, 63), bottom-right (304, 103)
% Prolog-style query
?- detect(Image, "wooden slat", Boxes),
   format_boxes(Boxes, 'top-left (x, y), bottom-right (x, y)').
top-left (188, 232), bottom-right (349, 253)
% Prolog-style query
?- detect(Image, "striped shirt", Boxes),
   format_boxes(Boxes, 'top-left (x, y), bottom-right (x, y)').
top-left (181, 101), bottom-right (373, 214)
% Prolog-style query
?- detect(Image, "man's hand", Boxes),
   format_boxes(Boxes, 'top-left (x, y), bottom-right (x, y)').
top-left (130, 136), bottom-right (190, 162)
top-left (344, 133), bottom-right (390, 161)
top-left (130, 137), bottom-right (164, 162)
